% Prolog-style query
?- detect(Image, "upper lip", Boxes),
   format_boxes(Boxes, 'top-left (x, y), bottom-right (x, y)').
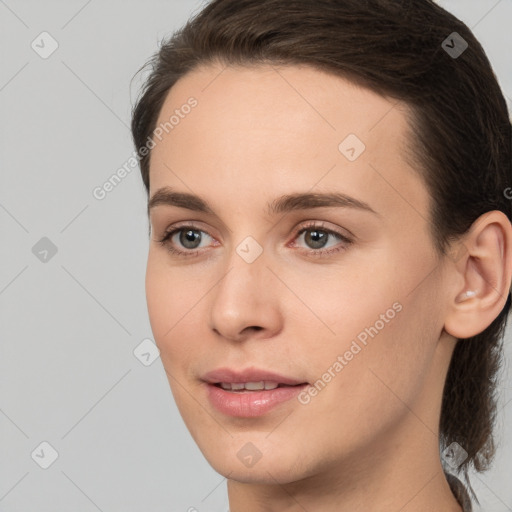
top-left (202, 367), bottom-right (307, 386)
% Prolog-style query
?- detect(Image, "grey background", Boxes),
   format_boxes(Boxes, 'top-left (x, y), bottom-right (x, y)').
top-left (0, 1), bottom-right (511, 511)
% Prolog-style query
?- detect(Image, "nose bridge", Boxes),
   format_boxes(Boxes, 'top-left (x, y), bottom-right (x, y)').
top-left (208, 232), bottom-right (281, 339)
top-left (216, 233), bottom-right (267, 305)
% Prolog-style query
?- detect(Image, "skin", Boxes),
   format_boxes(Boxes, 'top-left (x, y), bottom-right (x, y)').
top-left (145, 62), bottom-right (512, 512)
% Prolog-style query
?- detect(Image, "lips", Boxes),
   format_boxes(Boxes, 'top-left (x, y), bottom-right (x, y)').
top-left (201, 367), bottom-right (309, 417)
top-left (201, 367), bottom-right (307, 386)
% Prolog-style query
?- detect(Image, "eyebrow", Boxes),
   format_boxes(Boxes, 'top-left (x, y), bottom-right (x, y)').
top-left (148, 186), bottom-right (380, 217)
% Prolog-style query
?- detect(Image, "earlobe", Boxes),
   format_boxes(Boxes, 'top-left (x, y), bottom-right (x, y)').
top-left (444, 211), bottom-right (512, 340)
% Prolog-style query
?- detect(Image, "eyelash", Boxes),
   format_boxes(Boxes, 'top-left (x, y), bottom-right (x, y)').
top-left (156, 221), bottom-right (353, 259)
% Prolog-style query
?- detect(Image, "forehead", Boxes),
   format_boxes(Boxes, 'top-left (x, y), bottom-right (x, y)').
top-left (149, 63), bottom-right (429, 222)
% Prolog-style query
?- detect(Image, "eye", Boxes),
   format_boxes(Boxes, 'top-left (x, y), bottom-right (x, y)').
top-left (291, 221), bottom-right (353, 257)
top-left (156, 224), bottom-right (214, 257)
top-left (156, 221), bottom-right (353, 258)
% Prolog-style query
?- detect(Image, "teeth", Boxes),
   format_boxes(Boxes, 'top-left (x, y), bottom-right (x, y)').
top-left (218, 381), bottom-right (280, 391)
top-left (245, 381), bottom-right (265, 390)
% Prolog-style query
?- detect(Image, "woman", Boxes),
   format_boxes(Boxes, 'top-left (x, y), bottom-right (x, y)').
top-left (131, 0), bottom-right (512, 510)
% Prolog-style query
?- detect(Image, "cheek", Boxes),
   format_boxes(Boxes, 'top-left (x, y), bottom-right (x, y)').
top-left (291, 309), bottom-right (434, 461)
top-left (145, 259), bottom-right (172, 342)
top-left (375, 304), bottom-right (438, 404)
top-left (145, 258), bottom-right (206, 413)
top-left (295, 275), bottom-right (437, 424)
top-left (145, 253), bottom-right (201, 360)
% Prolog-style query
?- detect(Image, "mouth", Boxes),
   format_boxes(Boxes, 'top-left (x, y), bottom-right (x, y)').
top-left (201, 368), bottom-right (309, 417)
top-left (211, 381), bottom-right (305, 392)
top-left (205, 382), bottom-right (309, 417)
top-left (202, 367), bottom-right (308, 387)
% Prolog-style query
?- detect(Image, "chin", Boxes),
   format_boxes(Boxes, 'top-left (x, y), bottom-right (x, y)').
top-left (198, 439), bottom-right (315, 485)
top-left (212, 460), bottom-right (304, 485)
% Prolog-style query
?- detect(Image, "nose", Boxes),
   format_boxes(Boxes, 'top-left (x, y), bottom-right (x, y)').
top-left (208, 243), bottom-right (283, 343)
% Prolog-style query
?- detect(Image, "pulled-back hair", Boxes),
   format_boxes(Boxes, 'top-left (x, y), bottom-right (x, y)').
top-left (131, 0), bottom-right (512, 501)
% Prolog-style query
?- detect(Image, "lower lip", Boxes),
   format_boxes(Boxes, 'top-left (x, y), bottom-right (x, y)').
top-left (205, 383), bottom-right (308, 417)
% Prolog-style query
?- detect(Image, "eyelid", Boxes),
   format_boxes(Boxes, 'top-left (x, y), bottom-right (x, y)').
top-left (293, 220), bottom-right (353, 242)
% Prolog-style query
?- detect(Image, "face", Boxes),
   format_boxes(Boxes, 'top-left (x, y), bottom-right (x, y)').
top-left (145, 63), bottom-right (454, 484)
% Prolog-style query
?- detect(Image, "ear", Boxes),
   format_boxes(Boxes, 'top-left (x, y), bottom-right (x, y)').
top-left (444, 210), bottom-right (512, 340)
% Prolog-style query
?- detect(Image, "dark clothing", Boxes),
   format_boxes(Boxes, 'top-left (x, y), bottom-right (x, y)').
top-left (446, 472), bottom-right (473, 511)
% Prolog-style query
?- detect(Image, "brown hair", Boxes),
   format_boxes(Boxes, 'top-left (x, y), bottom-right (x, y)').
top-left (131, 0), bottom-right (512, 501)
